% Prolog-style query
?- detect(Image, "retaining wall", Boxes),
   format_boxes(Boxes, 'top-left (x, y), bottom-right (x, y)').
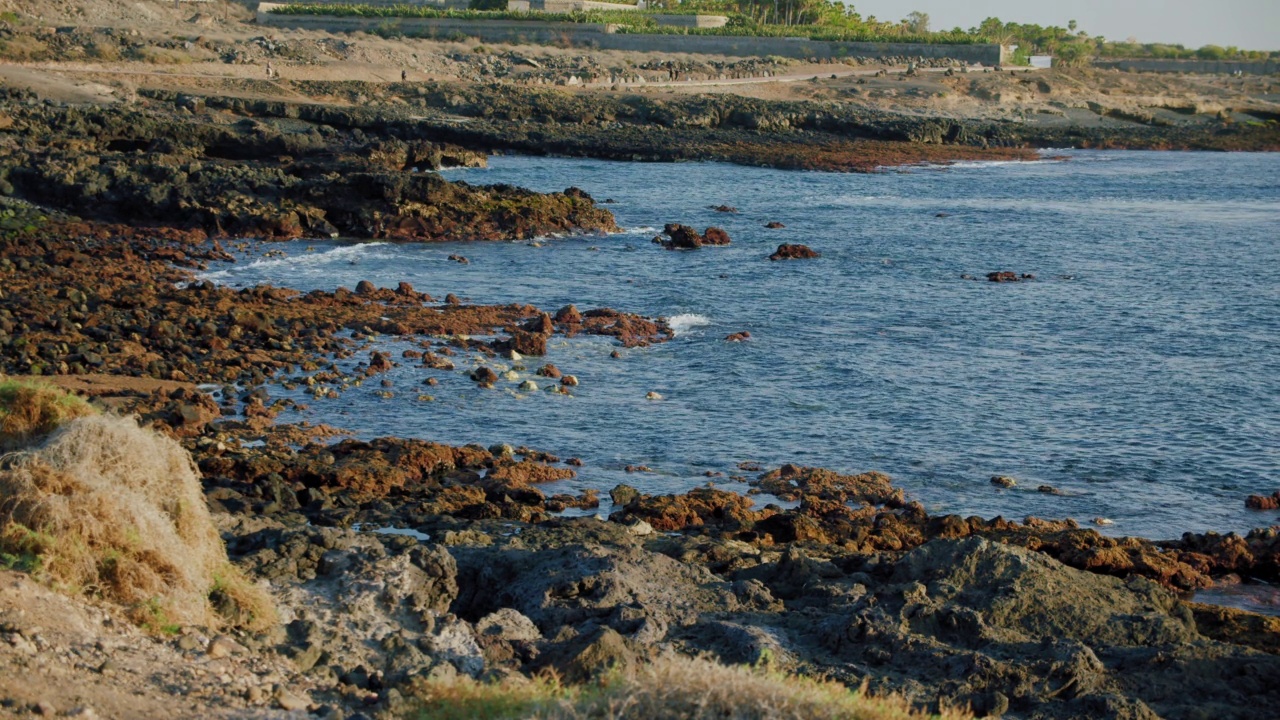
top-left (255, 6), bottom-right (1003, 63)
top-left (1094, 59), bottom-right (1279, 75)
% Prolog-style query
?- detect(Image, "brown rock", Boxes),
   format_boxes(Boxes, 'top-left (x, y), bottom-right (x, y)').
top-left (661, 223), bottom-right (704, 250)
top-left (769, 244), bottom-right (820, 261)
top-left (725, 331), bottom-right (751, 342)
top-left (367, 351), bottom-right (394, 373)
top-left (487, 461), bottom-right (575, 490)
top-left (507, 330), bottom-right (548, 357)
top-left (470, 367), bottom-right (498, 385)
top-left (764, 221), bottom-right (786, 228)
top-left (524, 312), bottom-right (554, 334)
top-left (554, 305), bottom-right (583, 324)
top-left (987, 271), bottom-right (1036, 282)
top-left (702, 227), bottom-right (732, 246)
top-left (1246, 492), bottom-right (1280, 510)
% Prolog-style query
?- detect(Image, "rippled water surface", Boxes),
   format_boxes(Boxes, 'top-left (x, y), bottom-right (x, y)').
top-left (202, 151), bottom-right (1280, 539)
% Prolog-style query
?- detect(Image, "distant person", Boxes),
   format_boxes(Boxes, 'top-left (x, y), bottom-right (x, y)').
top-left (401, 69), bottom-right (407, 82)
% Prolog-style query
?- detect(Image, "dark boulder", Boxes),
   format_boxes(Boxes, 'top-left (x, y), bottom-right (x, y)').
top-left (769, 244), bottom-right (820, 261)
top-left (987, 271), bottom-right (1035, 282)
top-left (702, 227), bottom-right (732, 246)
top-left (661, 223), bottom-right (704, 250)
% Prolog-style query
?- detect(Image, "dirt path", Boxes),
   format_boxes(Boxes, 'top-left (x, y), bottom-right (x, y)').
top-left (584, 63), bottom-right (1034, 89)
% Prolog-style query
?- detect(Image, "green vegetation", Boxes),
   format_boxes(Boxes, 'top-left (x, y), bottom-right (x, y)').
top-left (271, 3), bottom-right (989, 44)
top-left (272, 3), bottom-right (1278, 61)
top-left (0, 206), bottom-right (49, 238)
top-left (962, 16), bottom-right (1277, 65)
top-left (1096, 41), bottom-right (1276, 61)
top-left (407, 655), bottom-right (972, 719)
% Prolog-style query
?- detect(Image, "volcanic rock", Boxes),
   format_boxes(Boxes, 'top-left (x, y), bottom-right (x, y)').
top-left (769, 244), bottom-right (820, 261)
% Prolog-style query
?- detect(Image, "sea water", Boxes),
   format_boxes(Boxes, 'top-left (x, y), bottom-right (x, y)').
top-left (201, 150), bottom-right (1280, 540)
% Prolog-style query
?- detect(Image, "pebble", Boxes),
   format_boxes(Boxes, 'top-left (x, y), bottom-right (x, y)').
top-left (519, 380), bottom-right (539, 391)
top-left (645, 391), bottom-right (662, 400)
top-left (275, 687), bottom-right (310, 712)
top-left (1093, 517), bottom-right (1115, 526)
top-left (207, 635), bottom-right (245, 659)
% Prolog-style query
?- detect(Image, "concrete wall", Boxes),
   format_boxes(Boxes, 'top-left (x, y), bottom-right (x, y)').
top-left (296, 0), bottom-right (466, 6)
top-left (649, 14), bottom-right (729, 29)
top-left (1094, 59), bottom-right (1279, 75)
top-left (256, 6), bottom-right (1002, 63)
top-left (529, 0), bottom-right (640, 12)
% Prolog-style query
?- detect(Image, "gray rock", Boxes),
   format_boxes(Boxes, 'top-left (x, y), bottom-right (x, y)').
top-left (475, 608), bottom-right (542, 643)
top-left (420, 617), bottom-right (484, 677)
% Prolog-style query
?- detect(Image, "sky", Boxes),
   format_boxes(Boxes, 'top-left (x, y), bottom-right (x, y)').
top-left (847, 0), bottom-right (1279, 50)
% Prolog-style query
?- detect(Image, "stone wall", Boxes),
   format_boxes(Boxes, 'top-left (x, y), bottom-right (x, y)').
top-left (1094, 59), bottom-right (1279, 75)
top-left (255, 6), bottom-right (1003, 64)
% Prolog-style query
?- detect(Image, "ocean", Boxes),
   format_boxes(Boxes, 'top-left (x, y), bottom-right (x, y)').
top-left (200, 150), bottom-right (1280, 540)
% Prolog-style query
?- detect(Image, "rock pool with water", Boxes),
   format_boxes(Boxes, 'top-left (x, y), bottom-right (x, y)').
top-left (201, 150), bottom-right (1280, 540)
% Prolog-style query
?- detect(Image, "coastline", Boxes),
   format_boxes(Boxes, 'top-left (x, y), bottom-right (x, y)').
top-left (0, 14), bottom-right (1278, 717)
top-left (1, 199), bottom-right (1278, 716)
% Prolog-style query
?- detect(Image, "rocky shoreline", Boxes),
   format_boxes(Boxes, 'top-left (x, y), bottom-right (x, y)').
top-left (0, 191), bottom-right (1277, 718)
top-left (0, 40), bottom-right (1279, 717)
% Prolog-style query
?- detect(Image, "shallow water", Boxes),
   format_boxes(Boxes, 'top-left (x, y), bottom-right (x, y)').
top-left (201, 150), bottom-right (1280, 540)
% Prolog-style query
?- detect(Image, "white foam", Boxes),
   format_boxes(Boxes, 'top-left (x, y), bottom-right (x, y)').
top-left (199, 242), bottom-right (390, 284)
top-left (668, 313), bottom-right (712, 336)
top-left (941, 159), bottom-right (1056, 169)
top-left (353, 524), bottom-right (431, 542)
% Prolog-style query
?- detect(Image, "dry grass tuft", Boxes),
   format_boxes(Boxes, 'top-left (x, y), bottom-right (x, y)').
top-left (0, 414), bottom-right (275, 632)
top-left (410, 655), bottom-right (971, 720)
top-left (0, 378), bottom-right (96, 451)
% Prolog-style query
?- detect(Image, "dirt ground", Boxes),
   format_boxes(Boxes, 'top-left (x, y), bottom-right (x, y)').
top-left (0, 0), bottom-right (1276, 128)
top-left (0, 568), bottom-right (314, 719)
